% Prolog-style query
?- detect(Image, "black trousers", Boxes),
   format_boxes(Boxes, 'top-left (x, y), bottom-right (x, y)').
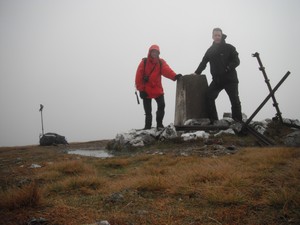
top-left (206, 81), bottom-right (242, 121)
top-left (142, 95), bottom-right (165, 127)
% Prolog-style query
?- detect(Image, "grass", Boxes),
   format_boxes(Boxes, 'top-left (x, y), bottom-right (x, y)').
top-left (0, 182), bottom-right (41, 210)
top-left (0, 143), bottom-right (299, 225)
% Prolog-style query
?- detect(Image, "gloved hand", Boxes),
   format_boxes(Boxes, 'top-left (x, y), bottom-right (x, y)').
top-left (175, 74), bottom-right (183, 80)
top-left (139, 91), bottom-right (148, 99)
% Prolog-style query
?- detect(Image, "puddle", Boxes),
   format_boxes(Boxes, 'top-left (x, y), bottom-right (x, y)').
top-left (68, 149), bottom-right (113, 158)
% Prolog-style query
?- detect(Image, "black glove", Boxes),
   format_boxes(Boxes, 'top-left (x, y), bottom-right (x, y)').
top-left (139, 91), bottom-right (148, 99)
top-left (194, 70), bottom-right (202, 75)
top-left (175, 74), bottom-right (182, 80)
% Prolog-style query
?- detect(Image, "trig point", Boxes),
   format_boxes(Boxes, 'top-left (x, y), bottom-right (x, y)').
top-left (174, 74), bottom-right (210, 126)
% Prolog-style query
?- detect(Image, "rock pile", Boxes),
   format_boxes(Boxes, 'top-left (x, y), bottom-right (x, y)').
top-left (107, 117), bottom-right (300, 150)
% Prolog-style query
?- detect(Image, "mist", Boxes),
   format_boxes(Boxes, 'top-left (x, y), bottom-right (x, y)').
top-left (1, 0), bottom-right (299, 146)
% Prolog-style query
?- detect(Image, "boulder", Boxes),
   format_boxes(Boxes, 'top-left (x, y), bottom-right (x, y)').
top-left (283, 131), bottom-right (300, 147)
top-left (107, 124), bottom-right (178, 150)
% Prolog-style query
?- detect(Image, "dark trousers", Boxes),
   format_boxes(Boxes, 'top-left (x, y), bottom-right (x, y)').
top-left (143, 95), bottom-right (165, 128)
top-left (206, 81), bottom-right (242, 121)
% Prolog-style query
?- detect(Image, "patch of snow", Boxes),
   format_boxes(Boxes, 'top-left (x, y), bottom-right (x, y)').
top-left (181, 130), bottom-right (210, 141)
top-left (29, 164), bottom-right (42, 168)
top-left (214, 128), bottom-right (235, 136)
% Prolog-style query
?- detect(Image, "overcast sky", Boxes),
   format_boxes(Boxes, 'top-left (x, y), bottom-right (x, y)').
top-left (1, 0), bottom-right (299, 147)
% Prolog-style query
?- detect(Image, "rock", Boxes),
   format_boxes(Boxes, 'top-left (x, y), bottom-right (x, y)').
top-left (213, 144), bottom-right (225, 151)
top-left (214, 128), bottom-right (235, 136)
top-left (108, 124), bottom-right (177, 150)
top-left (107, 117), bottom-right (300, 150)
top-left (226, 145), bottom-right (236, 151)
top-left (105, 192), bottom-right (124, 204)
top-left (180, 152), bottom-right (189, 156)
top-left (29, 164), bottom-right (42, 168)
top-left (184, 118), bottom-right (210, 126)
top-left (230, 121), bottom-right (243, 133)
top-left (115, 129), bottom-right (156, 148)
top-left (181, 130), bottom-right (210, 141)
top-left (158, 123), bottom-right (177, 141)
top-left (27, 217), bottom-right (48, 225)
top-left (85, 221), bottom-right (110, 225)
top-left (204, 139), bottom-right (214, 145)
top-left (99, 221), bottom-right (110, 225)
top-left (283, 131), bottom-right (300, 147)
top-left (203, 138), bottom-right (224, 145)
top-left (223, 112), bottom-right (248, 121)
top-left (250, 120), bottom-right (268, 135)
top-left (17, 178), bottom-right (31, 187)
top-left (283, 118), bottom-right (300, 127)
top-left (213, 119), bottom-right (231, 127)
top-left (129, 136), bottom-right (145, 147)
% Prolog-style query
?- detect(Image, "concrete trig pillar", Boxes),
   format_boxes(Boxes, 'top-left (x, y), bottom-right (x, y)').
top-left (174, 74), bottom-right (210, 126)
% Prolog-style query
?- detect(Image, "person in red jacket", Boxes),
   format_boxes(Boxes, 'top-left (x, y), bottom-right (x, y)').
top-left (135, 44), bottom-right (182, 130)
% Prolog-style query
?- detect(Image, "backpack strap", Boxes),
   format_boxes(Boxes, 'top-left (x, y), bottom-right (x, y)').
top-left (143, 58), bottom-right (162, 75)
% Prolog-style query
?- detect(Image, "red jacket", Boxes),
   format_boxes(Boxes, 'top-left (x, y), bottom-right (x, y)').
top-left (135, 45), bottom-right (177, 99)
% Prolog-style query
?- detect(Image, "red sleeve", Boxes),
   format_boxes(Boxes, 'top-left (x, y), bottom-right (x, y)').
top-left (135, 60), bottom-right (145, 91)
top-left (160, 59), bottom-right (176, 81)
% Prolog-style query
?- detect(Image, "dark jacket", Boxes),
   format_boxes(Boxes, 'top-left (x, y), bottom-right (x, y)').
top-left (195, 34), bottom-right (240, 84)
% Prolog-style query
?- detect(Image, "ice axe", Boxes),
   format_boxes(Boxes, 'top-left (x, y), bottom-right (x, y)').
top-left (135, 91), bottom-right (140, 104)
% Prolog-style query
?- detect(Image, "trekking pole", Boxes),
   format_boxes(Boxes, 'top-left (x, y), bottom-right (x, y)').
top-left (39, 104), bottom-right (44, 135)
top-left (244, 71), bottom-right (290, 126)
top-left (252, 52), bottom-right (283, 123)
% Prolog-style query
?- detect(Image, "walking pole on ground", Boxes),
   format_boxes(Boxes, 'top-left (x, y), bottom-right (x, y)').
top-left (39, 104), bottom-right (44, 135)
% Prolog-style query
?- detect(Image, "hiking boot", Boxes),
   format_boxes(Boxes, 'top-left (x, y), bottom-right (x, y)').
top-left (143, 125), bottom-right (152, 130)
top-left (156, 124), bottom-right (164, 130)
top-left (209, 119), bottom-right (216, 125)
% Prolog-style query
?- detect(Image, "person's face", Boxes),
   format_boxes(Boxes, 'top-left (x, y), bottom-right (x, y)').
top-left (212, 30), bottom-right (222, 44)
top-left (150, 49), bottom-right (159, 58)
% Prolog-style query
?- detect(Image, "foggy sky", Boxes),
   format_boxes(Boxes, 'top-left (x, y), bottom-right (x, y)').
top-left (1, 0), bottom-right (299, 147)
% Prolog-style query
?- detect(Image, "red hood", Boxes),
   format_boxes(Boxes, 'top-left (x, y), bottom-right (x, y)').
top-left (148, 44), bottom-right (160, 53)
top-left (147, 44), bottom-right (160, 62)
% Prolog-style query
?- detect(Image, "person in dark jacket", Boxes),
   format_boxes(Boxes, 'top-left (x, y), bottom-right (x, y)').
top-left (135, 44), bottom-right (182, 129)
top-left (194, 28), bottom-right (242, 123)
